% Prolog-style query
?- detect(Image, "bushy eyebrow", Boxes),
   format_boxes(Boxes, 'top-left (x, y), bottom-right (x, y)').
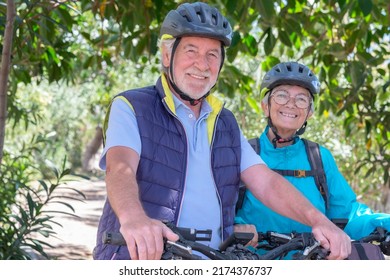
top-left (183, 43), bottom-right (220, 54)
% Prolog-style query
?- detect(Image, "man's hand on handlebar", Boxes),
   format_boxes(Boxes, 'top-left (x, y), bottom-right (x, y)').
top-left (119, 217), bottom-right (179, 260)
top-left (233, 221), bottom-right (352, 260)
top-left (311, 220), bottom-right (351, 260)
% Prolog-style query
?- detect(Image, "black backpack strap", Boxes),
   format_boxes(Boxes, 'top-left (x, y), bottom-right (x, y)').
top-left (235, 183), bottom-right (247, 213)
top-left (248, 137), bottom-right (260, 154)
top-left (271, 169), bottom-right (317, 177)
top-left (302, 138), bottom-right (329, 209)
top-left (236, 137), bottom-right (330, 212)
top-left (236, 138), bottom-right (260, 213)
top-left (352, 243), bottom-right (369, 260)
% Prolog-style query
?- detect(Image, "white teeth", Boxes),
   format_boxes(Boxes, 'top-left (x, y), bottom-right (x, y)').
top-left (189, 74), bottom-right (206, 79)
top-left (281, 112), bottom-right (297, 118)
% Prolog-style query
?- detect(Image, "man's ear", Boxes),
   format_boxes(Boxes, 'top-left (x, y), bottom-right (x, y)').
top-left (162, 46), bottom-right (171, 68)
top-left (261, 101), bottom-right (269, 117)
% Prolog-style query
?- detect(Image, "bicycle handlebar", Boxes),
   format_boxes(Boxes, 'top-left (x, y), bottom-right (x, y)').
top-left (102, 222), bottom-right (214, 260)
top-left (357, 226), bottom-right (390, 256)
top-left (256, 226), bottom-right (390, 259)
top-left (102, 222), bottom-right (260, 260)
top-left (102, 223), bottom-right (325, 260)
top-left (102, 223), bottom-right (389, 260)
top-left (255, 232), bottom-right (328, 260)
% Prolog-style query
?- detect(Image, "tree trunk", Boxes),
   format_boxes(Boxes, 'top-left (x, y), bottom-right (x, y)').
top-left (82, 126), bottom-right (103, 172)
top-left (380, 182), bottom-right (390, 212)
top-left (0, 0), bottom-right (16, 165)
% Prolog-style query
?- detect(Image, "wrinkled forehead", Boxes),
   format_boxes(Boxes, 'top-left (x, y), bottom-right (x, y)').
top-left (272, 84), bottom-right (311, 97)
top-left (178, 36), bottom-right (222, 52)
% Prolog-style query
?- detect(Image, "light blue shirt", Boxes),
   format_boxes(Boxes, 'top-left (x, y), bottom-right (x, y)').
top-left (100, 96), bottom-right (264, 250)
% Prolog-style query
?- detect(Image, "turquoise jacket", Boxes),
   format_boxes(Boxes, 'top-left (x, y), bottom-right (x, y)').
top-left (235, 126), bottom-right (390, 257)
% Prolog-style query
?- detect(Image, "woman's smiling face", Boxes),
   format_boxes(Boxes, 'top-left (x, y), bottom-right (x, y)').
top-left (262, 84), bottom-right (313, 137)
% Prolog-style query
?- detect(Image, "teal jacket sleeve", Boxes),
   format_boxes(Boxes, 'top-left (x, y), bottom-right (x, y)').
top-left (344, 202), bottom-right (390, 240)
top-left (321, 147), bottom-right (356, 221)
top-left (321, 147), bottom-right (390, 240)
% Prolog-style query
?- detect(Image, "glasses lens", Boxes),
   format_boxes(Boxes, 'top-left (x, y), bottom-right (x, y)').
top-left (271, 91), bottom-right (311, 109)
top-left (295, 94), bottom-right (311, 109)
top-left (272, 91), bottom-right (289, 105)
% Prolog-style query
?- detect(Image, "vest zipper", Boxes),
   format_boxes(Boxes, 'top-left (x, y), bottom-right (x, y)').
top-left (209, 110), bottom-right (224, 242)
top-left (161, 99), bottom-right (188, 225)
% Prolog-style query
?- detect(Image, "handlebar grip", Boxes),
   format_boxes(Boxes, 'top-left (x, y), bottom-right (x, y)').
top-left (258, 241), bottom-right (303, 260)
top-left (103, 232), bottom-right (126, 246)
top-left (219, 232), bottom-right (254, 251)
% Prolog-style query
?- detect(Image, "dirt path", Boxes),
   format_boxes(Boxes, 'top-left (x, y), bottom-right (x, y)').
top-left (41, 178), bottom-right (106, 260)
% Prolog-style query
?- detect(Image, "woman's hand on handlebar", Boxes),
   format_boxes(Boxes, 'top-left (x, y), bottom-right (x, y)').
top-left (120, 217), bottom-right (179, 260)
top-left (233, 224), bottom-right (259, 248)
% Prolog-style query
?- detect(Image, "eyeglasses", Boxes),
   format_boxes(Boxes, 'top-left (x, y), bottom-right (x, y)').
top-left (271, 90), bottom-right (312, 109)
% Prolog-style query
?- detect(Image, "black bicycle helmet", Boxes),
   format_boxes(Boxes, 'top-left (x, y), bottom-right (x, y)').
top-left (160, 2), bottom-right (232, 46)
top-left (260, 62), bottom-right (321, 98)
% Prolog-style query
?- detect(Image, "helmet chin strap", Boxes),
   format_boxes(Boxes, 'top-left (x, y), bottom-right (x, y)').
top-left (267, 102), bottom-right (310, 148)
top-left (167, 37), bottom-right (225, 106)
top-left (167, 76), bottom-right (209, 106)
top-left (268, 118), bottom-right (297, 148)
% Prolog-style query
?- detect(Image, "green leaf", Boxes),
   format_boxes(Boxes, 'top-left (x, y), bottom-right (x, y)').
top-left (349, 61), bottom-right (366, 90)
top-left (41, 210), bottom-right (80, 219)
top-left (264, 29), bottom-right (276, 55)
top-left (358, 0), bottom-right (373, 16)
top-left (26, 193), bottom-right (35, 220)
top-left (365, 120), bottom-right (372, 138)
top-left (279, 30), bottom-right (292, 47)
top-left (328, 43), bottom-right (347, 59)
top-left (60, 168), bottom-right (71, 177)
top-left (242, 34), bottom-right (258, 56)
top-left (49, 201), bottom-right (76, 213)
top-left (246, 97), bottom-right (260, 114)
top-left (255, 0), bottom-right (275, 24)
top-left (337, 0), bottom-right (347, 9)
top-left (55, 5), bottom-right (76, 27)
top-left (226, 0), bottom-right (239, 15)
top-left (329, 65), bottom-right (341, 81)
top-left (38, 180), bottom-right (48, 193)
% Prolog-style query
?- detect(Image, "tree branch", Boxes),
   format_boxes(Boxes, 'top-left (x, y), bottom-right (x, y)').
top-left (0, 0), bottom-right (16, 165)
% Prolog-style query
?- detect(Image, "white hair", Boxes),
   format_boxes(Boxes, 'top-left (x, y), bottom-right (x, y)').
top-left (158, 38), bottom-right (176, 74)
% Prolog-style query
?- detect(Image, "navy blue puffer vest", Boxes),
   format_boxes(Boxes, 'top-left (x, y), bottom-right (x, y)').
top-left (94, 77), bottom-right (241, 259)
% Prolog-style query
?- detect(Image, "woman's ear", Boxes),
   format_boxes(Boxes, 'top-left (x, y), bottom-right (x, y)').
top-left (261, 101), bottom-right (270, 117)
top-left (307, 110), bottom-right (313, 119)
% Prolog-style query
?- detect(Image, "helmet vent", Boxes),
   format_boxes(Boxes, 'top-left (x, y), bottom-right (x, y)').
top-left (212, 14), bottom-right (217, 25)
top-left (223, 20), bottom-right (228, 29)
top-left (180, 10), bottom-right (193, 22)
top-left (286, 64), bottom-right (292, 72)
top-left (196, 11), bottom-right (205, 23)
top-left (298, 66), bottom-right (304, 73)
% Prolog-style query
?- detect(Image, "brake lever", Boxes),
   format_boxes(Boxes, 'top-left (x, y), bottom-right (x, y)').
top-left (293, 233), bottom-right (328, 260)
top-left (166, 240), bottom-right (193, 255)
top-left (162, 240), bottom-right (204, 260)
top-left (302, 240), bottom-right (322, 256)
